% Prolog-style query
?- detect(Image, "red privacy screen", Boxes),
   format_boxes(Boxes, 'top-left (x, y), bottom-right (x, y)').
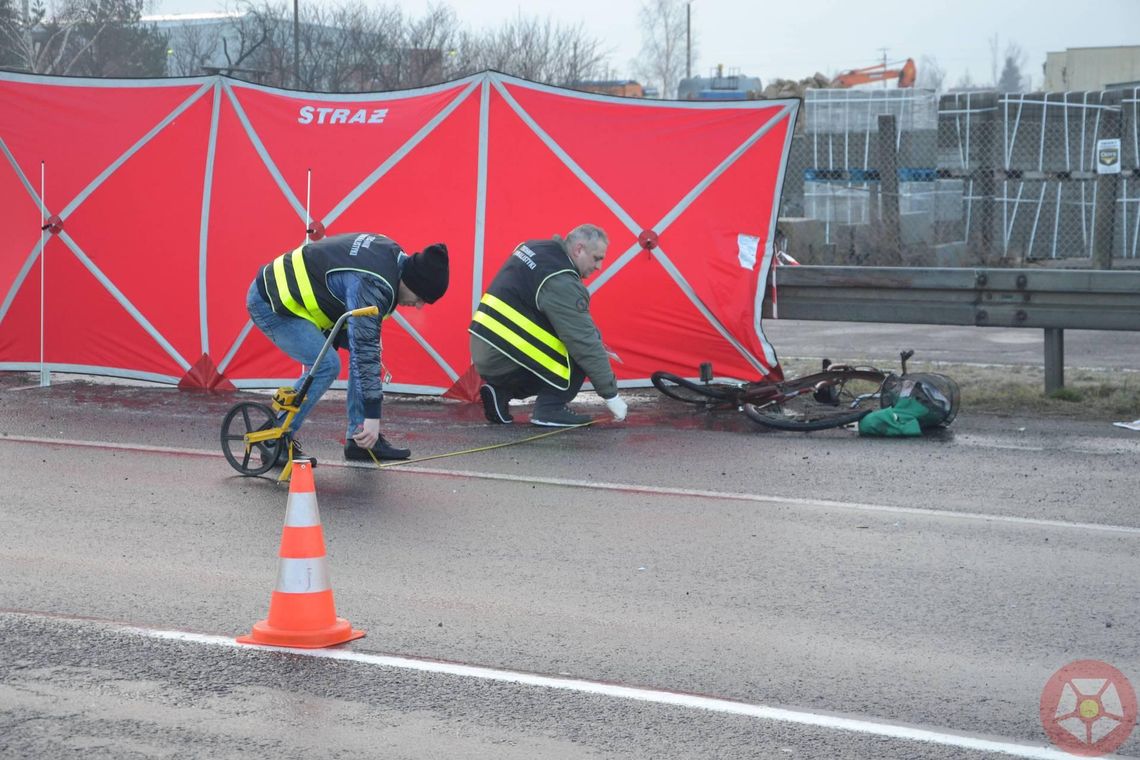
top-left (0, 71), bottom-right (797, 393)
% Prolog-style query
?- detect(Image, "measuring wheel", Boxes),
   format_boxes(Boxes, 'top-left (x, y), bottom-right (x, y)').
top-left (221, 401), bottom-right (282, 476)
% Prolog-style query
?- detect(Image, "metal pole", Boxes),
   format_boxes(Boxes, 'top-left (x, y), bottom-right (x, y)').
top-left (877, 114), bottom-right (902, 263)
top-left (1093, 95), bottom-right (1121, 270)
top-left (293, 0), bottom-right (300, 88)
top-left (39, 160), bottom-right (49, 387)
top-left (304, 167), bottom-right (311, 244)
top-left (1044, 328), bottom-right (1064, 394)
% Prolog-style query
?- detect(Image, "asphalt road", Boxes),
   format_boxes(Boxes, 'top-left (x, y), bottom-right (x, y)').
top-left (1, 358), bottom-right (1138, 759)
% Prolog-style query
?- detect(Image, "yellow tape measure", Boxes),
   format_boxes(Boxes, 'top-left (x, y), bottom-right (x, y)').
top-left (367, 420), bottom-right (597, 468)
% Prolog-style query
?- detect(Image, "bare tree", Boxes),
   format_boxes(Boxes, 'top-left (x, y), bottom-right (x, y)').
top-left (297, 2), bottom-right (373, 90)
top-left (544, 21), bottom-right (608, 86)
top-left (298, 3), bottom-right (464, 91)
top-left (164, 19), bottom-right (223, 76)
top-left (72, 0), bottom-right (167, 76)
top-left (222, 1), bottom-right (288, 84)
top-left (453, 12), bottom-right (607, 87)
top-left (13, 0), bottom-right (612, 92)
top-left (218, 1), bottom-right (407, 89)
top-left (0, 0), bottom-right (20, 69)
top-left (398, 4), bottom-right (462, 86)
top-left (0, 0), bottom-right (97, 74)
top-left (998, 41), bottom-right (1028, 91)
top-left (634, 0), bottom-right (688, 98)
top-left (468, 16), bottom-right (555, 80)
top-left (2, 0), bottom-right (620, 92)
top-left (0, 0), bottom-right (166, 75)
top-left (916, 55), bottom-right (945, 92)
top-left (301, 3), bottom-right (443, 91)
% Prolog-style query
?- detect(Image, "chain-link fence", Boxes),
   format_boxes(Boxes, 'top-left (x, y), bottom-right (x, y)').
top-left (778, 86), bottom-right (1140, 268)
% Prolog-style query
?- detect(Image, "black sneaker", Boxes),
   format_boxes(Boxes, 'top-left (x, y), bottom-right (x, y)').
top-left (344, 434), bottom-right (411, 461)
top-left (479, 383), bottom-right (513, 424)
top-left (530, 405), bottom-right (591, 427)
top-left (276, 436), bottom-right (316, 467)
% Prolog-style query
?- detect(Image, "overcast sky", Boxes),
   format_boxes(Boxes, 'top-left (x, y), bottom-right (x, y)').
top-left (147, 0), bottom-right (1140, 88)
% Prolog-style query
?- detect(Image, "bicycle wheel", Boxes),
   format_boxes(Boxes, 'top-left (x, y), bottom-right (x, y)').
top-left (650, 371), bottom-right (750, 409)
top-left (742, 369), bottom-right (885, 431)
top-left (221, 401), bottom-right (281, 476)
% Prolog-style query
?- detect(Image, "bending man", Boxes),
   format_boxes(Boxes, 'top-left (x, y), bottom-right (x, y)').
top-left (469, 223), bottom-right (627, 427)
top-left (247, 232), bottom-right (449, 461)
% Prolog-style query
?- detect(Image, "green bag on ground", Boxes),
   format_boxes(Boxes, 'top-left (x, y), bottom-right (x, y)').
top-left (857, 397), bottom-right (936, 437)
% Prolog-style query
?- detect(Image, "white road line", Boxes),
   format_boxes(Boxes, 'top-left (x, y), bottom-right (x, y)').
top-left (398, 465), bottom-right (1140, 536)
top-left (1, 434), bottom-right (225, 458)
top-left (5, 434), bottom-right (1140, 536)
top-left (109, 622), bottom-right (1072, 759)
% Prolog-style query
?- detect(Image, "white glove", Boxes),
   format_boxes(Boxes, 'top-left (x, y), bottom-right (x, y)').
top-left (605, 394), bottom-right (628, 422)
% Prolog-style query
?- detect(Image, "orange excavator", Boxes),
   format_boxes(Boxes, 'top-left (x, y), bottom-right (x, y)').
top-left (831, 57), bottom-right (917, 88)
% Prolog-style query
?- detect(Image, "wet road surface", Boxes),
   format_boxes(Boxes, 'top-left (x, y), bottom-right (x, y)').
top-left (1, 371), bottom-right (1138, 759)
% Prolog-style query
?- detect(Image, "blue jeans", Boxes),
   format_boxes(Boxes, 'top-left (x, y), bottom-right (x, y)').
top-left (246, 281), bottom-right (353, 436)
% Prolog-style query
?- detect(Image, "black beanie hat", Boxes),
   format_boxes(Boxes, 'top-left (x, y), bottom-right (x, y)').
top-left (402, 243), bottom-right (449, 303)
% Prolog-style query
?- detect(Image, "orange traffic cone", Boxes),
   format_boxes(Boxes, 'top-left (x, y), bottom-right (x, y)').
top-left (237, 458), bottom-right (365, 648)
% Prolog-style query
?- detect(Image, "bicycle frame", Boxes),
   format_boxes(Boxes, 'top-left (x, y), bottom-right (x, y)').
top-left (738, 364), bottom-right (882, 404)
top-left (652, 355), bottom-right (909, 432)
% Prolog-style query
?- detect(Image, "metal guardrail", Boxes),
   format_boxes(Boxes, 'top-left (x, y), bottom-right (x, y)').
top-left (764, 266), bottom-right (1140, 393)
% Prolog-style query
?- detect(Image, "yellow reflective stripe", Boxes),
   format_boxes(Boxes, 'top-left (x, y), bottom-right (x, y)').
top-left (289, 251), bottom-right (334, 329)
top-left (270, 249), bottom-right (334, 329)
top-left (480, 293), bottom-right (566, 353)
top-left (472, 311), bottom-right (570, 380)
top-left (272, 255), bottom-right (313, 323)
